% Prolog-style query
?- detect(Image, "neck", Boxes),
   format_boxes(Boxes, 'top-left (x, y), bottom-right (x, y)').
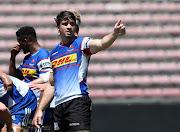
top-left (60, 35), bottom-right (75, 45)
top-left (29, 42), bottom-right (41, 54)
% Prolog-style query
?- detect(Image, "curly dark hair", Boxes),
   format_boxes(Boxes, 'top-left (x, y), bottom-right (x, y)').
top-left (16, 26), bottom-right (37, 42)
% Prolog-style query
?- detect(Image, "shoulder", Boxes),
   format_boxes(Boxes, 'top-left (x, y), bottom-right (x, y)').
top-left (39, 48), bottom-right (50, 54)
top-left (74, 36), bottom-right (92, 47)
top-left (37, 48), bottom-right (50, 58)
top-left (24, 53), bottom-right (31, 60)
top-left (80, 37), bottom-right (93, 49)
top-left (50, 44), bottom-right (60, 55)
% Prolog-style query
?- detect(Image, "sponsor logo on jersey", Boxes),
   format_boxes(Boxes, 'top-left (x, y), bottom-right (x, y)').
top-left (40, 62), bottom-right (51, 68)
top-left (69, 123), bottom-right (80, 126)
top-left (70, 45), bottom-right (73, 48)
top-left (51, 53), bottom-right (77, 69)
top-left (31, 59), bottom-right (35, 63)
top-left (22, 68), bottom-right (37, 77)
top-left (51, 51), bottom-right (58, 57)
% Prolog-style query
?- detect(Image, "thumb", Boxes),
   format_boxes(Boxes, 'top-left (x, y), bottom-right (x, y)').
top-left (116, 20), bottom-right (121, 27)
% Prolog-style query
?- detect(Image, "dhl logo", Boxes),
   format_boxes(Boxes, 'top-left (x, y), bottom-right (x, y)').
top-left (22, 68), bottom-right (37, 77)
top-left (51, 53), bottom-right (77, 69)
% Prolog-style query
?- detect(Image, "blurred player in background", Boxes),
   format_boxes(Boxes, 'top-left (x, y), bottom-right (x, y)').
top-left (9, 26), bottom-right (52, 132)
top-left (31, 10), bottom-right (126, 132)
top-left (0, 71), bottom-right (37, 132)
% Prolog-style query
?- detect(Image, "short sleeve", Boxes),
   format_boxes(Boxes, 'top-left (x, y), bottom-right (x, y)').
top-left (37, 50), bottom-right (52, 74)
top-left (81, 37), bottom-right (93, 55)
top-left (37, 57), bottom-right (52, 73)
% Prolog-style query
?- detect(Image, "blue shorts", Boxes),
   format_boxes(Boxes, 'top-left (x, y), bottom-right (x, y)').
top-left (10, 90), bottom-right (37, 126)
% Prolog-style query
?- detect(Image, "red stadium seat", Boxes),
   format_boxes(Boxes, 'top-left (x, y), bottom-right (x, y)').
top-left (111, 51), bottom-right (131, 60)
top-left (132, 75), bottom-right (152, 86)
top-left (159, 62), bottom-right (178, 72)
top-left (87, 87), bottom-right (180, 98)
top-left (87, 76), bottom-right (96, 87)
top-left (169, 75), bottom-right (180, 85)
top-left (163, 25), bottom-right (180, 35)
top-left (123, 88), bottom-right (144, 97)
top-left (88, 63), bottom-right (104, 73)
top-left (147, 50), bottom-right (166, 60)
top-left (114, 76), bottom-right (133, 86)
top-left (129, 50), bottom-right (147, 60)
top-left (110, 38), bottom-right (137, 48)
top-left (82, 15), bottom-right (97, 25)
top-left (162, 88), bottom-right (180, 97)
top-left (95, 76), bottom-right (114, 86)
top-left (140, 63), bottom-right (160, 73)
top-left (122, 63), bottom-right (140, 73)
top-left (103, 63), bottom-right (123, 73)
top-left (88, 89), bottom-right (106, 98)
top-left (105, 89), bottom-right (124, 98)
top-left (174, 38), bottom-right (180, 46)
top-left (151, 75), bottom-right (171, 85)
top-left (105, 3), bottom-right (126, 12)
top-left (165, 50), bottom-right (180, 59)
top-left (143, 88), bottom-right (163, 97)
top-left (91, 51), bottom-right (112, 61)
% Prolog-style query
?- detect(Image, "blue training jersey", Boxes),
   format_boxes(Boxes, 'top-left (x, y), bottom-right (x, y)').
top-left (0, 75), bottom-right (36, 108)
top-left (50, 36), bottom-right (92, 106)
top-left (0, 75), bottom-right (37, 126)
top-left (18, 48), bottom-right (52, 100)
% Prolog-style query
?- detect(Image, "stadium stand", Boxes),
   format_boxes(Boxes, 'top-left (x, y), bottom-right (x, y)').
top-left (0, 0), bottom-right (180, 101)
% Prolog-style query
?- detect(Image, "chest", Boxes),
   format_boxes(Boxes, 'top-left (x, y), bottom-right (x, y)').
top-left (51, 45), bottom-right (82, 70)
top-left (22, 56), bottom-right (39, 76)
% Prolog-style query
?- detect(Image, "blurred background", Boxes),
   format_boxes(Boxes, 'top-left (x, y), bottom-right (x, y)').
top-left (0, 0), bottom-right (180, 131)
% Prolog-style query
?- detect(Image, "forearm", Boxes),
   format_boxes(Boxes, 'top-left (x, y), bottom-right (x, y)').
top-left (99, 31), bottom-right (118, 50)
top-left (89, 31), bottom-right (118, 54)
top-left (89, 20), bottom-right (125, 54)
top-left (9, 57), bottom-right (17, 77)
top-left (29, 77), bottom-right (45, 85)
top-left (37, 82), bottom-right (54, 111)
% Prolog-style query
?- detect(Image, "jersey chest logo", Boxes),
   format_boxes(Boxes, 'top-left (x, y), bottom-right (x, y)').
top-left (22, 68), bottom-right (37, 77)
top-left (51, 53), bottom-right (77, 69)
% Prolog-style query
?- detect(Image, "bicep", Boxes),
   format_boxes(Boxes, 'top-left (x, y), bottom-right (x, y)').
top-left (88, 39), bottom-right (102, 54)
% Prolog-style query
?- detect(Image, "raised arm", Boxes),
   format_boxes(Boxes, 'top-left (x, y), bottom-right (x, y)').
top-left (9, 45), bottom-right (23, 79)
top-left (89, 20), bottom-right (126, 54)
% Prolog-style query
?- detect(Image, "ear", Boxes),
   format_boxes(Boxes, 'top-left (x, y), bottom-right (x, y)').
top-left (23, 37), bottom-right (29, 44)
top-left (56, 25), bottom-right (60, 36)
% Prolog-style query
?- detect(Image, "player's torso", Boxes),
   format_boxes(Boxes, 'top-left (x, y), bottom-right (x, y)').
top-left (50, 37), bottom-right (87, 104)
top-left (22, 55), bottom-right (39, 82)
top-left (21, 52), bottom-right (40, 83)
top-left (21, 48), bottom-right (50, 83)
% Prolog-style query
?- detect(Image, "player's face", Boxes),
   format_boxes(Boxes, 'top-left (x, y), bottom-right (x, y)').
top-left (17, 37), bottom-right (29, 54)
top-left (59, 18), bottom-right (76, 38)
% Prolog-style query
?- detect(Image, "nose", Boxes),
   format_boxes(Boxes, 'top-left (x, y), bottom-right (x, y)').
top-left (67, 23), bottom-right (72, 29)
